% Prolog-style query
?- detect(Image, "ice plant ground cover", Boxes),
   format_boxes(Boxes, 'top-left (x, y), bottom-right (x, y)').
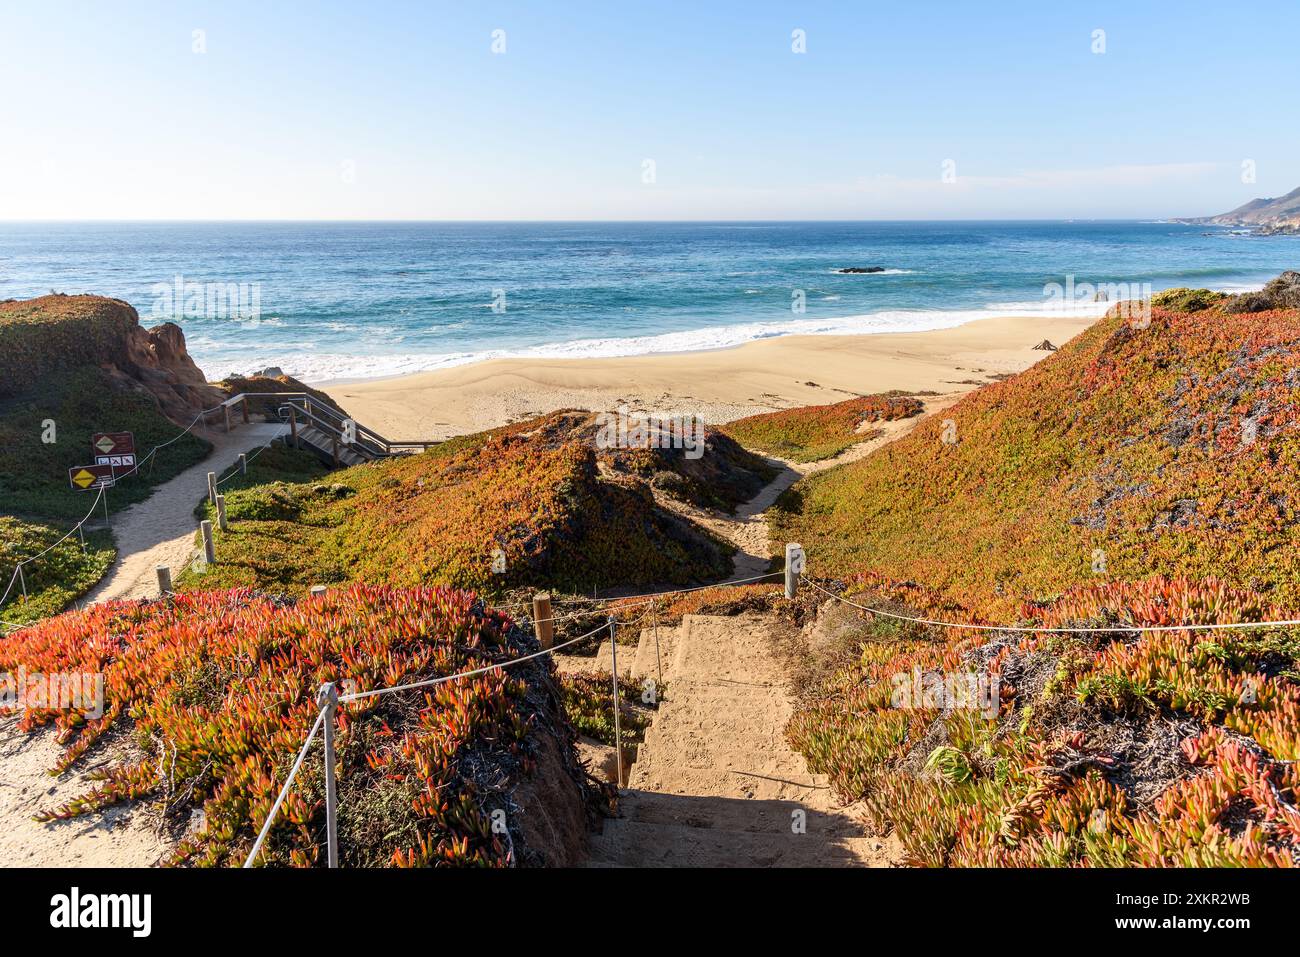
top-left (0, 585), bottom-right (597, 867)
top-left (185, 417), bottom-right (732, 599)
top-left (771, 301), bottom-right (1300, 619)
top-left (720, 392), bottom-right (924, 463)
top-left (788, 574), bottom-right (1300, 866)
top-left (774, 295), bottom-right (1300, 866)
top-left (0, 517), bottom-right (113, 627)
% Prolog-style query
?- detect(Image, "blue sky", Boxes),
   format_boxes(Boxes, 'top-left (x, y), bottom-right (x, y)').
top-left (1, 0), bottom-right (1296, 220)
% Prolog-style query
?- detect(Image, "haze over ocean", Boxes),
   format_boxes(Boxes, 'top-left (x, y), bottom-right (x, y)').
top-left (0, 220), bottom-right (1290, 382)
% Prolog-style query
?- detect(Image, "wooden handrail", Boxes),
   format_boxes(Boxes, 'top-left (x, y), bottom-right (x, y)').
top-left (224, 392), bottom-right (441, 458)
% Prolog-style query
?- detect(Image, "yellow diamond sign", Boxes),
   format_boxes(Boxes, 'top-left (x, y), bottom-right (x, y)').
top-left (73, 468), bottom-right (97, 488)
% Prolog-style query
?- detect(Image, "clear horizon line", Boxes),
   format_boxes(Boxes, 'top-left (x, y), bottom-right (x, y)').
top-left (0, 216), bottom-right (1191, 225)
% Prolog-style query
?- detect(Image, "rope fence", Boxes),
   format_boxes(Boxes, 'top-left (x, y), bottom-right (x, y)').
top-left (244, 570), bottom-right (782, 867)
top-left (0, 483), bottom-right (106, 615)
top-left (243, 618), bottom-right (611, 867)
top-left (248, 547), bottom-right (1300, 869)
top-left (804, 577), bottom-right (1300, 635)
top-left (22, 399), bottom-right (1300, 869)
top-left (0, 395), bottom-right (242, 624)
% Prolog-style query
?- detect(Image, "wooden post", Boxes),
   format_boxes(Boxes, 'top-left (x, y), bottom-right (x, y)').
top-left (310, 585), bottom-right (327, 597)
top-left (241, 395), bottom-right (249, 424)
top-left (207, 471), bottom-right (217, 505)
top-left (238, 453), bottom-right (247, 475)
top-left (609, 616), bottom-right (623, 787)
top-left (17, 564), bottom-right (27, 600)
top-left (223, 404), bottom-right (231, 433)
top-left (289, 407), bottom-right (298, 449)
top-left (332, 435), bottom-right (340, 467)
top-left (201, 520), bottom-right (216, 565)
top-left (785, 542), bottom-right (803, 600)
top-left (216, 494), bottom-right (227, 531)
top-left (532, 592), bottom-right (554, 649)
top-left (156, 565), bottom-right (172, 595)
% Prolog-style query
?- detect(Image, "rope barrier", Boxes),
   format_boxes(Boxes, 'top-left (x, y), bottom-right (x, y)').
top-left (500, 571), bottom-right (785, 628)
top-left (215, 430), bottom-right (287, 488)
top-left (339, 621), bottom-right (608, 703)
top-left (0, 403), bottom-right (280, 621)
top-left (243, 618), bottom-right (610, 866)
top-left (559, 570), bottom-right (783, 604)
top-left (243, 706), bottom-right (328, 868)
top-left (806, 578), bottom-right (1300, 635)
top-left (0, 484), bottom-right (106, 612)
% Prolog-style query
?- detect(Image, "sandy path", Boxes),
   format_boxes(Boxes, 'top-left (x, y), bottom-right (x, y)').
top-left (85, 423), bottom-right (287, 604)
top-left (664, 393), bottom-right (963, 578)
top-left (585, 613), bottom-right (900, 866)
top-left (0, 422), bottom-right (286, 869)
top-left (0, 720), bottom-right (175, 866)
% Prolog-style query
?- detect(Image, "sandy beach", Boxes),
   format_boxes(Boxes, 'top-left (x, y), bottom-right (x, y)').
top-left (319, 311), bottom-right (1099, 440)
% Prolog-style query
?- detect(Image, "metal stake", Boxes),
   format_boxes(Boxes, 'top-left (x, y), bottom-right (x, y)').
top-left (785, 542), bottom-right (803, 599)
top-left (318, 682), bottom-right (340, 868)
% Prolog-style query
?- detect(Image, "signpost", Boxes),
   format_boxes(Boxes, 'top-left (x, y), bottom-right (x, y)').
top-left (68, 464), bottom-right (115, 491)
top-left (91, 432), bottom-right (135, 458)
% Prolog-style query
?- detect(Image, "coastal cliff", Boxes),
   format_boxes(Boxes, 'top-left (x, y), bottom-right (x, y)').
top-left (0, 294), bottom-right (225, 425)
top-left (1176, 185), bottom-right (1300, 235)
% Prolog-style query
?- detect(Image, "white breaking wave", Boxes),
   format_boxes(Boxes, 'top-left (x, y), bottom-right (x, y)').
top-left (203, 297), bottom-right (1118, 384)
top-left (204, 278), bottom-right (1268, 385)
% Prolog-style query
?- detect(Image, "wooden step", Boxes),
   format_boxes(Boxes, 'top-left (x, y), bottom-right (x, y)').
top-left (585, 819), bottom-right (878, 868)
top-left (617, 789), bottom-right (863, 837)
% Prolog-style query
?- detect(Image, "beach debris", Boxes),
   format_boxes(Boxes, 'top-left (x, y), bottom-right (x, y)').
top-left (1032, 339), bottom-right (1058, 351)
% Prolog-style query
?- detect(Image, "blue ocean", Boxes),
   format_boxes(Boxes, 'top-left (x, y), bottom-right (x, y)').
top-left (0, 221), bottom-right (1293, 383)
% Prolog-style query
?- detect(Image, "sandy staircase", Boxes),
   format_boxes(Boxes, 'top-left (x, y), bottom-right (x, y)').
top-left (581, 613), bottom-right (893, 867)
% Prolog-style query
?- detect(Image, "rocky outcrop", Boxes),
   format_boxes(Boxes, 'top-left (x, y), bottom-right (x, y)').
top-left (836, 266), bottom-right (886, 274)
top-left (0, 294), bottom-right (224, 427)
top-left (123, 319), bottom-right (226, 425)
top-left (1225, 270), bottom-right (1300, 313)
